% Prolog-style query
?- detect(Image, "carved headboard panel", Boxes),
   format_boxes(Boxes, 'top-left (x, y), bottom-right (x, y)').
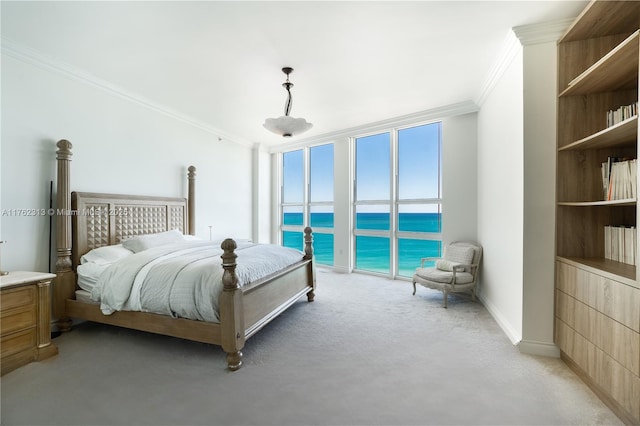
top-left (71, 192), bottom-right (188, 268)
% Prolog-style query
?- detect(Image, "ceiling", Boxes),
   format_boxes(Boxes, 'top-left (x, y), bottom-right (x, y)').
top-left (1, 1), bottom-right (588, 147)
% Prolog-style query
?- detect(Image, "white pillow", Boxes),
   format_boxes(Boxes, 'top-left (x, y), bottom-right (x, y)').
top-left (80, 244), bottom-right (133, 265)
top-left (435, 259), bottom-right (463, 272)
top-left (121, 229), bottom-right (185, 253)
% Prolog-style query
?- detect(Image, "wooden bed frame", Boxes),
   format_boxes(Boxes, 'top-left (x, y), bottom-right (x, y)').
top-left (52, 139), bottom-right (316, 370)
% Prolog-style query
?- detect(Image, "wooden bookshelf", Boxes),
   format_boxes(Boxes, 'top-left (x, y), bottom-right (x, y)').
top-left (555, 2), bottom-right (640, 424)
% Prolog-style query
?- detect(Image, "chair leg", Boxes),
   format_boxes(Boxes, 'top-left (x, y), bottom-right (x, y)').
top-left (442, 289), bottom-right (448, 308)
top-left (412, 282), bottom-right (417, 295)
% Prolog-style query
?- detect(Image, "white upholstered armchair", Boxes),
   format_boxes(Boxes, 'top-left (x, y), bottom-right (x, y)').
top-left (412, 241), bottom-right (482, 308)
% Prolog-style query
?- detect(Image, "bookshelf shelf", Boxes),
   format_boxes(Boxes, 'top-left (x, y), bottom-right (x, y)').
top-left (560, 1), bottom-right (640, 42)
top-left (559, 30), bottom-right (638, 97)
top-left (557, 198), bottom-right (636, 207)
top-left (558, 116), bottom-right (637, 151)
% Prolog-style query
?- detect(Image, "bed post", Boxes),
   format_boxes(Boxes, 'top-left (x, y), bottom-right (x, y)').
top-left (304, 227), bottom-right (316, 302)
top-left (220, 238), bottom-right (245, 370)
top-left (53, 140), bottom-right (75, 332)
top-left (187, 166), bottom-right (196, 236)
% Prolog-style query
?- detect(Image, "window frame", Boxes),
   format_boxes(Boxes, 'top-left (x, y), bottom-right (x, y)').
top-left (352, 121), bottom-right (443, 278)
top-left (279, 143), bottom-right (335, 265)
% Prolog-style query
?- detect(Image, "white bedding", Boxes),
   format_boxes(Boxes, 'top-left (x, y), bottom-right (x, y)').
top-left (87, 240), bottom-right (304, 323)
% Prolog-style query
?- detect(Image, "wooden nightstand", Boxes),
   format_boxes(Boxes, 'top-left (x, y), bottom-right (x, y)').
top-left (1, 271), bottom-right (58, 375)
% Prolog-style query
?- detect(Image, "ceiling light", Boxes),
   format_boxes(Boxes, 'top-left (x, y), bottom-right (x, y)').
top-left (263, 67), bottom-right (313, 138)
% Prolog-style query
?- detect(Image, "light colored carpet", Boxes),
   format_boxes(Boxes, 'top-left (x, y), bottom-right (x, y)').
top-left (0, 269), bottom-right (623, 426)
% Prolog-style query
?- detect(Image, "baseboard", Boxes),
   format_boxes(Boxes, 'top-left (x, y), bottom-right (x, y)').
top-left (478, 294), bottom-right (560, 358)
top-left (518, 339), bottom-right (560, 357)
top-left (477, 292), bottom-right (521, 345)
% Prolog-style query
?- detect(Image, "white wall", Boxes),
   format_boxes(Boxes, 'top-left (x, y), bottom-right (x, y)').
top-left (477, 46), bottom-right (525, 343)
top-left (441, 113), bottom-right (478, 244)
top-left (520, 40), bottom-right (559, 356)
top-left (478, 20), bottom-right (571, 356)
top-left (475, 26), bottom-right (564, 355)
top-left (253, 145), bottom-right (272, 244)
top-left (1, 54), bottom-right (254, 273)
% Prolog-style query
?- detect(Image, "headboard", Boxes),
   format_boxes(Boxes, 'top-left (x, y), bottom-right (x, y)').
top-left (53, 139), bottom-right (196, 330)
top-left (71, 192), bottom-right (189, 268)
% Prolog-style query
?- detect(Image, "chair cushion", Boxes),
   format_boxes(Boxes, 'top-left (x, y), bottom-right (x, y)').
top-left (413, 267), bottom-right (474, 284)
top-left (444, 244), bottom-right (474, 264)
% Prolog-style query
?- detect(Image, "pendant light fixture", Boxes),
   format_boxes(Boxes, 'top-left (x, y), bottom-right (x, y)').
top-left (263, 67), bottom-right (313, 138)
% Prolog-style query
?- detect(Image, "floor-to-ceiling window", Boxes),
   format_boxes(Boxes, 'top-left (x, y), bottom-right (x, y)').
top-left (281, 149), bottom-right (304, 250)
top-left (354, 122), bottom-right (442, 278)
top-left (281, 144), bottom-right (334, 265)
top-left (354, 132), bottom-right (392, 274)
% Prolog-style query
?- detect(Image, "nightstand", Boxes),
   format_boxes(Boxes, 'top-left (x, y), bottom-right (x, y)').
top-left (1, 271), bottom-right (58, 375)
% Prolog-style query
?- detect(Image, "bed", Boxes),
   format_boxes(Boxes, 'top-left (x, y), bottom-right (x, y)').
top-left (52, 139), bottom-right (316, 370)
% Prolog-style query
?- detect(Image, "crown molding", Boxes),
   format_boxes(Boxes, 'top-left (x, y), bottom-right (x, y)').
top-left (1, 37), bottom-right (254, 148)
top-left (268, 100), bottom-right (479, 153)
top-left (475, 18), bottom-right (575, 107)
top-left (512, 18), bottom-right (574, 46)
top-left (475, 30), bottom-right (521, 107)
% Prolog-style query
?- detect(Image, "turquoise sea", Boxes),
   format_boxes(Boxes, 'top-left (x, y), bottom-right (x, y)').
top-left (283, 212), bottom-right (441, 277)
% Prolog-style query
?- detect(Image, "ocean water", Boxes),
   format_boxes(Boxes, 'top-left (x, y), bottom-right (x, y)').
top-left (283, 212), bottom-right (441, 277)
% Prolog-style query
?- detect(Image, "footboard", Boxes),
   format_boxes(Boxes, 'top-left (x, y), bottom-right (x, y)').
top-left (219, 227), bottom-right (315, 370)
top-left (242, 259), bottom-right (314, 338)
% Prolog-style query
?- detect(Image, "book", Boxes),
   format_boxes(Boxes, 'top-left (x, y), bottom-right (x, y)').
top-left (602, 157), bottom-right (637, 201)
top-left (624, 227), bottom-right (635, 265)
top-left (606, 102), bottom-right (638, 127)
top-left (604, 225), bottom-right (636, 265)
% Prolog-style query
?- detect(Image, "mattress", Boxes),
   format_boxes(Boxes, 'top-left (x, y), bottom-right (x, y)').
top-left (75, 289), bottom-right (96, 304)
top-left (81, 239), bottom-right (304, 323)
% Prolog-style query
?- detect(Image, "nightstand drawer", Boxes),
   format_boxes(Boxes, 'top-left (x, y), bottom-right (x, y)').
top-left (0, 328), bottom-right (37, 376)
top-left (0, 306), bottom-right (36, 335)
top-left (1, 285), bottom-right (36, 311)
top-left (1, 328), bottom-right (36, 358)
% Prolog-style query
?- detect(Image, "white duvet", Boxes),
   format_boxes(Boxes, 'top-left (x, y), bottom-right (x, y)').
top-left (90, 240), bottom-right (304, 323)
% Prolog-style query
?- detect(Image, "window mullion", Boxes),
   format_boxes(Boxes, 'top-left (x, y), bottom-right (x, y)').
top-left (304, 147), bottom-right (310, 228)
top-left (391, 129), bottom-right (399, 278)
